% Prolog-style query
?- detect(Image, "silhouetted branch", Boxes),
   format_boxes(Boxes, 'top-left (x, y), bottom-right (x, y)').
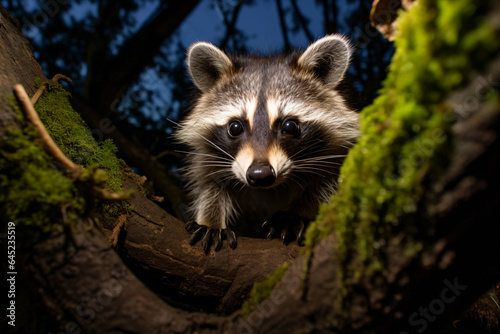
top-left (219, 0), bottom-right (245, 50)
top-left (276, 0), bottom-right (291, 51)
top-left (89, 0), bottom-right (201, 109)
top-left (290, 0), bottom-right (314, 42)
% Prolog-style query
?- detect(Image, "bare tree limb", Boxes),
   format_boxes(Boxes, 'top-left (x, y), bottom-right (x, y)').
top-left (275, 0), bottom-right (291, 51)
top-left (219, 0), bottom-right (245, 51)
top-left (88, 1), bottom-right (201, 108)
top-left (290, 0), bottom-right (314, 41)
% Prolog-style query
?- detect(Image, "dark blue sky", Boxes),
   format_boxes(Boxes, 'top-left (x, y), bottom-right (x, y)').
top-left (6, 0), bottom-right (384, 124)
top-left (183, 0), bottom-right (323, 51)
top-left (130, 0), bottom-right (344, 52)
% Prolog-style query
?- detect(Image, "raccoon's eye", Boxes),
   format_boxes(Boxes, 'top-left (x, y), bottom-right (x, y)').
top-left (282, 119), bottom-right (300, 136)
top-left (228, 120), bottom-right (244, 137)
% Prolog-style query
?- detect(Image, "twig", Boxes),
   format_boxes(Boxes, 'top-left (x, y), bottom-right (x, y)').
top-left (30, 74), bottom-right (72, 105)
top-left (14, 84), bottom-right (80, 172)
top-left (14, 83), bottom-right (133, 203)
top-left (108, 214), bottom-right (127, 248)
top-left (92, 188), bottom-right (134, 201)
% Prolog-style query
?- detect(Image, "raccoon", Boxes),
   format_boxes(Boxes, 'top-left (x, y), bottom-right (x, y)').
top-left (175, 34), bottom-right (359, 253)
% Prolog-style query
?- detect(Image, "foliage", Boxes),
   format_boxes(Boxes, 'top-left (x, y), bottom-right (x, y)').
top-left (305, 0), bottom-right (499, 295)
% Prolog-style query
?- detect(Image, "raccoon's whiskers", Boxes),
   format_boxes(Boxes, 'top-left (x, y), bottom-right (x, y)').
top-left (201, 137), bottom-right (235, 161)
top-left (176, 150), bottom-right (234, 162)
top-left (198, 164), bottom-right (233, 169)
top-left (289, 139), bottom-right (324, 160)
top-left (181, 161), bottom-right (233, 170)
top-left (169, 118), bottom-right (235, 161)
top-left (294, 159), bottom-right (343, 166)
top-left (287, 175), bottom-right (305, 190)
top-left (206, 169), bottom-right (233, 178)
top-left (293, 163), bottom-right (340, 178)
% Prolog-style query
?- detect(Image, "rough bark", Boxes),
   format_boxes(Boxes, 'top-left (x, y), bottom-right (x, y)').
top-left (0, 6), bottom-right (47, 135)
top-left (248, 98), bottom-right (500, 334)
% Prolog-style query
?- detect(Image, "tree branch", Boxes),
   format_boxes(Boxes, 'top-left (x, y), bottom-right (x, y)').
top-left (290, 0), bottom-right (314, 42)
top-left (100, 176), bottom-right (300, 314)
top-left (275, 0), bottom-right (291, 51)
top-left (88, 1), bottom-right (201, 108)
top-left (219, 0), bottom-right (244, 51)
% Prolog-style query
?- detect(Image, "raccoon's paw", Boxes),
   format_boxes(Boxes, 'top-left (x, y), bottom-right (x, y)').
top-left (262, 212), bottom-right (306, 245)
top-left (186, 222), bottom-right (237, 254)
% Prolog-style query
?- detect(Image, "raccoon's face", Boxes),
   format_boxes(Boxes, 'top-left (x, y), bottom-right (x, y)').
top-left (177, 35), bottom-right (359, 191)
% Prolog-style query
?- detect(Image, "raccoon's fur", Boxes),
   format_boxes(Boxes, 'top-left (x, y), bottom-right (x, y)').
top-left (176, 35), bottom-right (359, 253)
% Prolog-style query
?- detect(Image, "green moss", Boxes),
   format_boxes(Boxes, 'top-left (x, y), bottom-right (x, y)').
top-left (0, 127), bottom-right (84, 235)
top-left (304, 0), bottom-right (499, 297)
top-left (33, 82), bottom-right (124, 193)
top-left (1, 80), bottom-right (132, 239)
top-left (241, 262), bottom-right (290, 316)
top-left (32, 81), bottom-right (132, 217)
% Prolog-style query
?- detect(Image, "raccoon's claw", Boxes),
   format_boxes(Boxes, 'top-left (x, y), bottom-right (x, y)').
top-left (186, 222), bottom-right (237, 254)
top-left (263, 212), bottom-right (306, 245)
top-left (226, 229), bottom-right (237, 249)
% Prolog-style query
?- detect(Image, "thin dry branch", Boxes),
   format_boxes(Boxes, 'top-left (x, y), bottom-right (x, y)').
top-left (108, 214), bottom-right (127, 247)
top-left (30, 74), bottom-right (72, 104)
top-left (14, 83), bottom-right (80, 171)
top-left (13, 83), bottom-right (132, 202)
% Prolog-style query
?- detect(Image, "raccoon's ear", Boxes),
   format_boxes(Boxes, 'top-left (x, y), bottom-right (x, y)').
top-left (187, 42), bottom-right (234, 92)
top-left (297, 34), bottom-right (352, 88)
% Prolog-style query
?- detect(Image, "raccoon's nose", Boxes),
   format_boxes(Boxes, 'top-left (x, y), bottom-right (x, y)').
top-left (247, 164), bottom-right (276, 188)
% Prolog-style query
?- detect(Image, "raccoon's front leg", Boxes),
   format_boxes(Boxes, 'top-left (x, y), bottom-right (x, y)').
top-left (186, 222), bottom-right (237, 254)
top-left (263, 197), bottom-right (319, 244)
top-left (185, 187), bottom-right (237, 253)
top-left (263, 211), bottom-right (308, 245)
